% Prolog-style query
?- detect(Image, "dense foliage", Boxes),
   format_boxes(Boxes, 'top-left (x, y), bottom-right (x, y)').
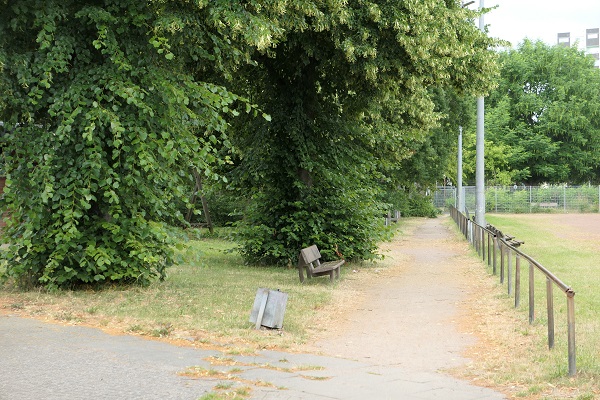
top-left (464, 40), bottom-right (600, 185)
top-left (229, 2), bottom-right (500, 264)
top-left (0, 1), bottom-right (251, 287)
top-left (1, 0), bottom-right (500, 285)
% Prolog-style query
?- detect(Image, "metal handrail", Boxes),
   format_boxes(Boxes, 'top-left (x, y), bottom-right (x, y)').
top-left (449, 206), bottom-right (576, 376)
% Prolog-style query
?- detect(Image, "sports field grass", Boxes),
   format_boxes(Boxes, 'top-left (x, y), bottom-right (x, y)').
top-left (479, 214), bottom-right (600, 397)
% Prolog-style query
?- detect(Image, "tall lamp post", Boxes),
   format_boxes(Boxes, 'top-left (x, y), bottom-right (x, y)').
top-left (475, 0), bottom-right (486, 225)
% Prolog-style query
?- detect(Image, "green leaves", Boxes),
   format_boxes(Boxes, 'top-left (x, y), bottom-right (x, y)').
top-left (484, 40), bottom-right (600, 184)
top-left (229, 1), bottom-right (500, 264)
top-left (0, 0), bottom-right (246, 288)
top-left (0, 0), bottom-right (504, 283)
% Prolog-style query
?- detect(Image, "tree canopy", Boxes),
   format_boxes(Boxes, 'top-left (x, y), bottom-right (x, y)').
top-left (0, 0), bottom-right (252, 287)
top-left (469, 40), bottom-right (600, 185)
top-left (1, 0), bottom-right (500, 287)
top-left (227, 2), bottom-right (500, 263)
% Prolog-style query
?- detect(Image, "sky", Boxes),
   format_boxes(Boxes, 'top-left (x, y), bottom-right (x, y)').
top-left (468, 0), bottom-right (600, 48)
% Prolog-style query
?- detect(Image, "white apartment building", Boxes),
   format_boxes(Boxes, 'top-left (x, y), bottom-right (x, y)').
top-left (557, 28), bottom-right (600, 68)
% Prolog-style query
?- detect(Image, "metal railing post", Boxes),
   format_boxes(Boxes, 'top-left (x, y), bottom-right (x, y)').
top-left (500, 244), bottom-right (505, 284)
top-left (547, 278), bottom-right (555, 349)
top-left (481, 228), bottom-right (486, 262)
top-left (515, 254), bottom-right (521, 308)
top-left (487, 233), bottom-right (492, 266)
top-left (492, 235), bottom-right (497, 275)
top-left (567, 290), bottom-right (576, 376)
top-left (507, 248), bottom-right (513, 295)
top-left (529, 262), bottom-right (535, 324)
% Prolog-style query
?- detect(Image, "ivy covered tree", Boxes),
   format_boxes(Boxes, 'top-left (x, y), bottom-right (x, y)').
top-left (479, 40), bottom-right (600, 185)
top-left (229, 1), bottom-right (500, 264)
top-left (0, 0), bottom-right (281, 288)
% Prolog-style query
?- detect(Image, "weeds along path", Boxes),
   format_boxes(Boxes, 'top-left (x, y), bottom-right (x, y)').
top-left (310, 215), bottom-right (485, 373)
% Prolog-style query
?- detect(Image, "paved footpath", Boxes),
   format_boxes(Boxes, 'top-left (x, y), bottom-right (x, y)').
top-left (0, 217), bottom-right (506, 400)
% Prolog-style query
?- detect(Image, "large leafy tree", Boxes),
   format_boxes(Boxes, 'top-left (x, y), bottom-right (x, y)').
top-left (480, 40), bottom-right (600, 185)
top-left (1, 0), bottom-right (501, 286)
top-left (0, 0), bottom-right (281, 288)
top-left (229, 1), bottom-right (500, 263)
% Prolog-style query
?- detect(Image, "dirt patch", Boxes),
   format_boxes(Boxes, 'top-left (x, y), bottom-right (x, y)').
top-left (498, 213), bottom-right (600, 245)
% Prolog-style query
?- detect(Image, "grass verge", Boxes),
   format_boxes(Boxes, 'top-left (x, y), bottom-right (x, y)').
top-left (450, 214), bottom-right (600, 399)
top-left (0, 224), bottom-right (403, 353)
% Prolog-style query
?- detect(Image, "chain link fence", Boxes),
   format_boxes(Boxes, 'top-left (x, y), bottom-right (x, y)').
top-left (434, 185), bottom-right (600, 213)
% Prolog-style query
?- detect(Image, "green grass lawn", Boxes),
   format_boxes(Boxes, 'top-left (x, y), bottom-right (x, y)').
top-left (486, 214), bottom-right (600, 379)
top-left (0, 228), bottom-right (367, 352)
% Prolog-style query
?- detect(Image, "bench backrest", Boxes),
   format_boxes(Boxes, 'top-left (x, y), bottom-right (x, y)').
top-left (298, 245), bottom-right (321, 267)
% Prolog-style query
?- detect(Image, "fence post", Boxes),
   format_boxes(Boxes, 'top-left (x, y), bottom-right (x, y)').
top-left (481, 228), bottom-right (486, 261)
top-left (567, 290), bottom-right (577, 376)
top-left (529, 262), bottom-right (535, 324)
top-left (500, 244), bottom-right (505, 284)
top-left (546, 278), bottom-right (555, 349)
top-left (487, 233), bottom-right (492, 266)
top-left (492, 235), bottom-right (497, 275)
top-left (507, 248), bottom-right (513, 295)
top-left (515, 254), bottom-right (521, 308)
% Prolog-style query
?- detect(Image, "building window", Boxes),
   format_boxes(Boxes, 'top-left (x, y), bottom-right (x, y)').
top-left (558, 32), bottom-right (571, 47)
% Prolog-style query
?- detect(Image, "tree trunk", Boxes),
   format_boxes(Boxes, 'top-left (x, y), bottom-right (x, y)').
top-left (186, 169), bottom-right (214, 234)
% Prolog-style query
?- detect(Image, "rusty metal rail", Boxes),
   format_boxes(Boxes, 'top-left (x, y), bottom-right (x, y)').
top-left (449, 206), bottom-right (576, 376)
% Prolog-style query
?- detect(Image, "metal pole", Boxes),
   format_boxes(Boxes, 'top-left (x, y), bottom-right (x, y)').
top-left (481, 228), bottom-right (486, 261)
top-left (507, 248), bottom-right (513, 295)
top-left (457, 126), bottom-right (464, 213)
top-left (500, 244), bottom-right (505, 283)
top-left (567, 291), bottom-right (577, 376)
top-left (515, 254), bottom-right (521, 308)
top-left (529, 262), bottom-right (535, 324)
top-left (487, 233), bottom-right (491, 266)
top-left (475, 0), bottom-right (486, 225)
top-left (492, 235), bottom-right (497, 275)
top-left (547, 278), bottom-right (555, 349)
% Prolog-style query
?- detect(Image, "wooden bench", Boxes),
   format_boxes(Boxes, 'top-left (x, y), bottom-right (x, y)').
top-left (297, 245), bottom-right (345, 283)
top-left (385, 210), bottom-right (401, 226)
top-left (539, 202), bottom-right (558, 208)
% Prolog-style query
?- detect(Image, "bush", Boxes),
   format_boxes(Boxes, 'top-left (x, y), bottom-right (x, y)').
top-left (236, 186), bottom-right (385, 266)
top-left (399, 192), bottom-right (440, 218)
